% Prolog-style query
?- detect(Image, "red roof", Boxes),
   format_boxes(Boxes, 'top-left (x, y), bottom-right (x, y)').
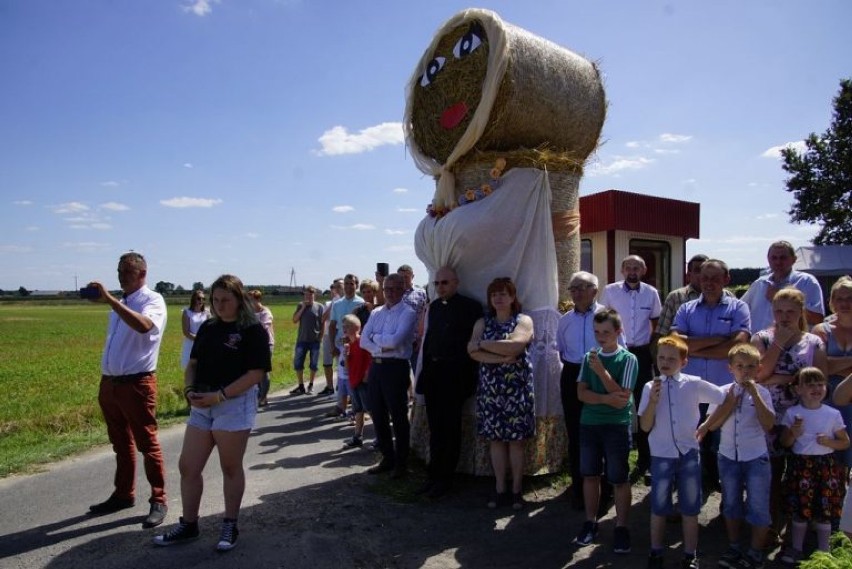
top-left (579, 189), bottom-right (700, 238)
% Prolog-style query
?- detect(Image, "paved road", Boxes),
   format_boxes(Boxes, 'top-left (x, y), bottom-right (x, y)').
top-left (1, 390), bottom-right (778, 569)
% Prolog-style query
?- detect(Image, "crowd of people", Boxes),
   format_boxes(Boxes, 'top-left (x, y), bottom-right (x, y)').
top-left (81, 244), bottom-right (852, 567)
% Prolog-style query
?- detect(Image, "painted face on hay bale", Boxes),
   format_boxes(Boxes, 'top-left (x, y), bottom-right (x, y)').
top-left (411, 21), bottom-right (489, 164)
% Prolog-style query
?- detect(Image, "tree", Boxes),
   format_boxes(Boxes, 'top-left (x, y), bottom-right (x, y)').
top-left (782, 78), bottom-right (852, 245)
top-left (175, 285), bottom-right (186, 294)
top-left (18, 286), bottom-right (30, 297)
top-left (154, 281), bottom-right (175, 295)
top-left (192, 281), bottom-right (204, 291)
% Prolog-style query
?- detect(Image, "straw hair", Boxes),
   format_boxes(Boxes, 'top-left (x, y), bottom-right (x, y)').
top-left (405, 8), bottom-right (606, 210)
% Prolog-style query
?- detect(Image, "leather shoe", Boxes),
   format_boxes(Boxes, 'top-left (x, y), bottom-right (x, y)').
top-left (142, 502), bottom-right (168, 528)
top-left (367, 460), bottom-right (394, 475)
top-left (89, 495), bottom-right (135, 515)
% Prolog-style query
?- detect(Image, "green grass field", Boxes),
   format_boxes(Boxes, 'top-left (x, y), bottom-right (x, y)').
top-left (0, 300), bottom-right (301, 477)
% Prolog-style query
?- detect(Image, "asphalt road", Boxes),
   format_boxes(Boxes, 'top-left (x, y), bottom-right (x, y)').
top-left (1, 389), bottom-right (777, 569)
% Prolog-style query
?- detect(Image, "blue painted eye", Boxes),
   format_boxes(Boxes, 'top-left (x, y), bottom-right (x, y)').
top-left (420, 56), bottom-right (447, 87)
top-left (453, 23), bottom-right (483, 59)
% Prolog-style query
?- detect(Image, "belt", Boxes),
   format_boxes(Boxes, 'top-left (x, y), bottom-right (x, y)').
top-left (372, 357), bottom-right (406, 364)
top-left (103, 371), bottom-right (155, 383)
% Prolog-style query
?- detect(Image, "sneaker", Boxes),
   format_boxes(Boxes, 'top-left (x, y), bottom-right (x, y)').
top-left (731, 554), bottom-right (764, 569)
top-left (343, 436), bottom-right (363, 448)
top-left (572, 520), bottom-right (598, 547)
top-left (613, 525), bottom-right (631, 554)
top-left (511, 492), bottom-right (525, 511)
top-left (153, 517), bottom-right (200, 546)
top-left (142, 502), bottom-right (168, 528)
top-left (306, 382), bottom-right (313, 393)
top-left (647, 553), bottom-right (664, 569)
top-left (718, 547), bottom-right (743, 568)
top-left (681, 554), bottom-right (699, 569)
top-left (486, 491), bottom-right (508, 509)
top-left (779, 547), bottom-right (802, 566)
top-left (289, 384), bottom-right (306, 395)
top-left (317, 386), bottom-right (334, 396)
top-left (324, 406), bottom-right (344, 418)
top-left (216, 518), bottom-right (239, 552)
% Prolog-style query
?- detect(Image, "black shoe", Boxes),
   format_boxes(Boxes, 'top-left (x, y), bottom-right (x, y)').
top-left (142, 502), bottom-right (168, 528)
top-left (613, 525), bottom-right (631, 554)
top-left (289, 384), bottom-right (306, 395)
top-left (216, 518), bottom-right (239, 552)
top-left (343, 436), bottom-right (363, 448)
top-left (427, 481), bottom-right (451, 499)
top-left (317, 386), bottom-right (334, 396)
top-left (572, 520), bottom-right (598, 546)
top-left (153, 517), bottom-right (200, 546)
top-left (367, 460), bottom-right (394, 474)
top-left (487, 491), bottom-right (509, 509)
top-left (511, 492), bottom-right (525, 510)
top-left (306, 382), bottom-right (313, 393)
top-left (681, 554), bottom-right (699, 569)
top-left (88, 495), bottom-right (135, 515)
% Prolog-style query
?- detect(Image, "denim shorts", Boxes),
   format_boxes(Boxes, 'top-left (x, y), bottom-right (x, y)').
top-left (579, 423), bottom-right (631, 484)
top-left (187, 385), bottom-right (257, 432)
top-left (337, 358), bottom-right (351, 399)
top-left (350, 383), bottom-right (370, 413)
top-left (293, 341), bottom-right (320, 371)
top-left (650, 449), bottom-right (702, 516)
top-left (718, 453), bottom-right (771, 527)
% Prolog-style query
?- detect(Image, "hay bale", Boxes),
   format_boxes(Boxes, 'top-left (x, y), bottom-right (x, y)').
top-left (404, 8), bottom-right (606, 209)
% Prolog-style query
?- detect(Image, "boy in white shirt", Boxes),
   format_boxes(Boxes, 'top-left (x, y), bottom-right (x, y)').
top-left (698, 344), bottom-right (775, 569)
top-left (639, 334), bottom-right (726, 569)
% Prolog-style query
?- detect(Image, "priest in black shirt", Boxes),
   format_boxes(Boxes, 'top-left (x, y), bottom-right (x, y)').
top-left (416, 266), bottom-right (483, 498)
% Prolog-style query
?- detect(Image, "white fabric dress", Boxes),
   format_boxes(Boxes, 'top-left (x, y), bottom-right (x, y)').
top-left (181, 308), bottom-right (210, 370)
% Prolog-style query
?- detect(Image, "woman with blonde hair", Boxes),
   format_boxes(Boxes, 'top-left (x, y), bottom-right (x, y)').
top-left (752, 286), bottom-right (828, 543)
top-left (154, 274), bottom-right (270, 552)
top-left (814, 276), bottom-right (852, 469)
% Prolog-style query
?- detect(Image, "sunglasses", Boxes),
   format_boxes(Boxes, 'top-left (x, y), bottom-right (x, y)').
top-left (433, 280), bottom-right (452, 286)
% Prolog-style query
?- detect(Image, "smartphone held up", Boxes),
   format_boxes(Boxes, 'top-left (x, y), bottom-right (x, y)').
top-left (79, 286), bottom-right (101, 300)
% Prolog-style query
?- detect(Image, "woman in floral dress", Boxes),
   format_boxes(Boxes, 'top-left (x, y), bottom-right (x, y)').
top-left (468, 277), bottom-right (534, 510)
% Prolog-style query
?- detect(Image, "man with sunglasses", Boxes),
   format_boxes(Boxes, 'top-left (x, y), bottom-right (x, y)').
top-left (416, 267), bottom-right (483, 498)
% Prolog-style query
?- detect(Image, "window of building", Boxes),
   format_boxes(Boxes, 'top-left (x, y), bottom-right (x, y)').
top-left (630, 239), bottom-right (671, 297)
top-left (580, 239), bottom-right (592, 273)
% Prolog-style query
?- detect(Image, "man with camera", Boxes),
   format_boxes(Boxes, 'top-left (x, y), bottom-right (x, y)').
top-left (83, 251), bottom-right (169, 529)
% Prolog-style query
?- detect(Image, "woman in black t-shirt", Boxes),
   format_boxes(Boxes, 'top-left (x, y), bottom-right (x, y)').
top-left (154, 274), bottom-right (271, 552)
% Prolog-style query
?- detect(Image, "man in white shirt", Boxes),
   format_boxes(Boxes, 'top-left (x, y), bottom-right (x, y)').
top-left (86, 252), bottom-right (168, 529)
top-left (741, 240), bottom-right (824, 332)
top-left (600, 255), bottom-right (662, 480)
top-left (361, 273), bottom-right (418, 479)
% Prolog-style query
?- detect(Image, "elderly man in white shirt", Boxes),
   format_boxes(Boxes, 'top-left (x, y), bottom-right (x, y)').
top-left (361, 273), bottom-right (418, 479)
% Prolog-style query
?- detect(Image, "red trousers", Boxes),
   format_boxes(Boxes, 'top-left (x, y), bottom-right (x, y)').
top-left (98, 375), bottom-right (167, 504)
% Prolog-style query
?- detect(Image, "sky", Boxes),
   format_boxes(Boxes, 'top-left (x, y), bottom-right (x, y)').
top-left (1, 0), bottom-right (850, 292)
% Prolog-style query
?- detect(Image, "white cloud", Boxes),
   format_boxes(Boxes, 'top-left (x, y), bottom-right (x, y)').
top-left (587, 156), bottom-right (655, 177)
top-left (332, 205), bottom-right (354, 213)
top-left (625, 141), bottom-right (641, 148)
top-left (654, 148), bottom-right (680, 155)
top-left (69, 222), bottom-right (111, 230)
top-left (330, 224), bottom-right (375, 230)
top-left (13, 200), bottom-right (33, 206)
top-left (183, 162), bottom-right (194, 169)
top-left (756, 213), bottom-right (780, 220)
top-left (659, 133), bottom-right (692, 143)
top-left (100, 202), bottom-right (130, 211)
top-left (25, 226), bottom-right (39, 232)
top-left (762, 140), bottom-right (807, 159)
top-left (397, 207), bottom-right (419, 213)
top-left (315, 122), bottom-right (404, 156)
top-left (0, 245), bottom-right (33, 253)
top-left (182, 0), bottom-right (218, 17)
top-left (100, 180), bottom-right (121, 188)
top-left (160, 197), bottom-right (223, 208)
top-left (245, 232), bottom-right (260, 239)
top-left (61, 241), bottom-right (110, 252)
top-left (384, 229), bottom-right (407, 235)
top-left (392, 188), bottom-right (409, 194)
top-left (683, 178), bottom-right (697, 184)
top-left (52, 202), bottom-right (89, 214)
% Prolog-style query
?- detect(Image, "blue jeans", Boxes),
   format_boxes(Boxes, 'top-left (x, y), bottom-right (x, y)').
top-left (579, 423), bottom-right (631, 484)
top-left (293, 341), bottom-right (320, 371)
top-left (650, 449), bottom-right (702, 516)
top-left (718, 453), bottom-right (771, 527)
